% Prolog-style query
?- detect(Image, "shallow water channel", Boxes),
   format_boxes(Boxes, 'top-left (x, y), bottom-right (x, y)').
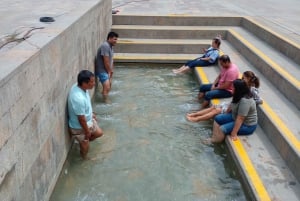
top-left (50, 65), bottom-right (248, 201)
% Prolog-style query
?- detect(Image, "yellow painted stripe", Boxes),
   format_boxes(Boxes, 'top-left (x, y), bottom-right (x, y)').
top-left (118, 39), bottom-right (211, 45)
top-left (261, 102), bottom-right (300, 150)
top-left (114, 55), bottom-right (193, 60)
top-left (195, 67), bottom-right (209, 84)
top-left (245, 17), bottom-right (300, 49)
top-left (196, 66), bottom-right (271, 201)
top-left (229, 29), bottom-right (300, 88)
top-left (232, 139), bottom-right (271, 201)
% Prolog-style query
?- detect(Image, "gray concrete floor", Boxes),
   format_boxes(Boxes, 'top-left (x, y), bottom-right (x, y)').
top-left (112, 0), bottom-right (300, 43)
top-left (1, 0), bottom-right (300, 47)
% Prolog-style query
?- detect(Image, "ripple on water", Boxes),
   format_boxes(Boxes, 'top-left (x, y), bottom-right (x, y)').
top-left (50, 66), bottom-right (247, 201)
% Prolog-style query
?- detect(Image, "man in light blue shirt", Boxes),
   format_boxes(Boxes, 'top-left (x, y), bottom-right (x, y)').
top-left (68, 70), bottom-right (103, 159)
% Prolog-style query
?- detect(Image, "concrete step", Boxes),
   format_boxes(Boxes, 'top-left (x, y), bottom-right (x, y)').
top-left (195, 66), bottom-right (300, 201)
top-left (115, 38), bottom-right (211, 54)
top-left (113, 15), bottom-right (241, 26)
top-left (114, 53), bottom-right (198, 63)
top-left (221, 41), bottom-right (300, 181)
top-left (227, 127), bottom-right (300, 201)
top-left (111, 25), bottom-right (228, 39)
top-left (241, 17), bottom-right (300, 65)
top-left (227, 27), bottom-right (300, 110)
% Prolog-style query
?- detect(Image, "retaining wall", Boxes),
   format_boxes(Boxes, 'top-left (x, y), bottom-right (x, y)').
top-left (0, 0), bottom-right (111, 200)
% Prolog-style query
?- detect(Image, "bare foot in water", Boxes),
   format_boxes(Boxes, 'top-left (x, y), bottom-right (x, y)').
top-left (186, 115), bottom-right (198, 122)
top-left (202, 138), bottom-right (213, 145)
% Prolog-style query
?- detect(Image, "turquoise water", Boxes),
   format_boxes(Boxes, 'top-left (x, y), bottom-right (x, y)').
top-left (50, 65), bottom-right (247, 201)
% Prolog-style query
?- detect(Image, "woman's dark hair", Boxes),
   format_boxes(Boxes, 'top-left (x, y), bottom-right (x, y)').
top-left (107, 31), bottom-right (119, 40)
top-left (218, 54), bottom-right (231, 63)
top-left (232, 79), bottom-right (251, 103)
top-left (243, 71), bottom-right (260, 88)
top-left (213, 37), bottom-right (221, 48)
top-left (77, 70), bottom-right (94, 86)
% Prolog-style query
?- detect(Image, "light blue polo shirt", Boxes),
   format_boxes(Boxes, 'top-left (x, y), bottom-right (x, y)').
top-left (204, 47), bottom-right (219, 63)
top-left (67, 84), bottom-right (93, 129)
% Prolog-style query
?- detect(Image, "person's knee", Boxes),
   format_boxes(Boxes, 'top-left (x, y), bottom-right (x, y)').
top-left (102, 82), bottom-right (111, 94)
top-left (214, 114), bottom-right (223, 123)
top-left (95, 127), bottom-right (103, 138)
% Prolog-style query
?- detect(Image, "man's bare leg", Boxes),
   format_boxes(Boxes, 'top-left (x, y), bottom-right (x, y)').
top-left (80, 140), bottom-right (89, 159)
top-left (201, 100), bottom-right (209, 109)
top-left (198, 92), bottom-right (204, 100)
top-left (90, 126), bottom-right (103, 141)
top-left (102, 79), bottom-right (111, 103)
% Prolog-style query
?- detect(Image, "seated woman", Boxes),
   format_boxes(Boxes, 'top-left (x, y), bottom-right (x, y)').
top-left (206, 79), bottom-right (258, 143)
top-left (186, 70), bottom-right (262, 122)
top-left (172, 36), bottom-right (221, 74)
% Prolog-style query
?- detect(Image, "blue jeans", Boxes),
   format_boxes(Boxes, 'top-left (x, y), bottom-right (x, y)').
top-left (214, 113), bottom-right (257, 135)
top-left (185, 58), bottom-right (212, 68)
top-left (199, 84), bottom-right (232, 101)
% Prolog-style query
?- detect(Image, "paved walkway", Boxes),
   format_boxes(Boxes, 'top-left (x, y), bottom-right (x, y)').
top-left (1, 0), bottom-right (299, 44)
top-left (112, 0), bottom-right (300, 43)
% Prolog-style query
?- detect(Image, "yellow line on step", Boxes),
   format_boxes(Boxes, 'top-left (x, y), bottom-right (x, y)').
top-left (229, 29), bottom-right (300, 88)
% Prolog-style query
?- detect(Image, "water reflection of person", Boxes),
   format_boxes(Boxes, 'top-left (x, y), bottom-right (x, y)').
top-left (68, 70), bottom-right (103, 159)
top-left (207, 79), bottom-right (258, 143)
top-left (95, 32), bottom-right (119, 102)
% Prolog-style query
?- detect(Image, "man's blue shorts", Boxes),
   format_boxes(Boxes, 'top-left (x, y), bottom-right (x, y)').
top-left (97, 72), bottom-right (109, 84)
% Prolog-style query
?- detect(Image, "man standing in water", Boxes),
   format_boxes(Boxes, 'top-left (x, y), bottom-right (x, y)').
top-left (68, 70), bottom-right (103, 159)
top-left (95, 31), bottom-right (119, 101)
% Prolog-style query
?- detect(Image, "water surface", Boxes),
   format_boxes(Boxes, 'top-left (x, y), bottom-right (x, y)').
top-left (50, 65), bottom-right (247, 201)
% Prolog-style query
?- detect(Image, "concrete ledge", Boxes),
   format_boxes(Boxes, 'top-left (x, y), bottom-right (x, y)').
top-left (112, 25), bottom-right (228, 39)
top-left (115, 38), bottom-right (211, 54)
top-left (113, 15), bottom-right (242, 26)
top-left (258, 103), bottom-right (300, 181)
top-left (114, 53), bottom-right (198, 63)
top-left (227, 29), bottom-right (300, 110)
top-left (241, 17), bottom-right (300, 65)
top-left (0, 1), bottom-right (112, 200)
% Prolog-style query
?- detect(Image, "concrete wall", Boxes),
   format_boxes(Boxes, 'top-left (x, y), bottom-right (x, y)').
top-left (0, 0), bottom-right (111, 200)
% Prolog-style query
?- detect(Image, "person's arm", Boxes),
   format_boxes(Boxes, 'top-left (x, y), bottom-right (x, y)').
top-left (251, 87), bottom-right (263, 105)
top-left (225, 104), bottom-right (232, 113)
top-left (211, 75), bottom-right (221, 90)
top-left (200, 57), bottom-right (210, 61)
top-left (213, 80), bottom-right (231, 90)
top-left (77, 115), bottom-right (91, 140)
top-left (230, 115), bottom-right (245, 140)
top-left (92, 112), bottom-right (97, 121)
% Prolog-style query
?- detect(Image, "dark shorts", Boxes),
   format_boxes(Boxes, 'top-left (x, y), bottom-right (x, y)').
top-left (97, 72), bottom-right (109, 84)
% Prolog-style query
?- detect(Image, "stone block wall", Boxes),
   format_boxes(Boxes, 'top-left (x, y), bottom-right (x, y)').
top-left (0, 0), bottom-right (111, 200)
